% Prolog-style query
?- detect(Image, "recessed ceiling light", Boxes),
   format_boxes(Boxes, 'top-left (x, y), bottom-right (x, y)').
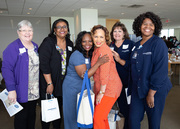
top-left (121, 13), bottom-right (124, 15)
top-left (104, 0), bottom-right (108, 1)
top-left (29, 8), bottom-right (32, 10)
top-left (155, 3), bottom-right (158, 6)
top-left (0, 11), bottom-right (3, 13)
top-left (27, 12), bottom-right (30, 14)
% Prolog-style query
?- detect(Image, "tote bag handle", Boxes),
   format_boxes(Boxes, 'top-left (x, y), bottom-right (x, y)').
top-left (77, 70), bottom-right (94, 119)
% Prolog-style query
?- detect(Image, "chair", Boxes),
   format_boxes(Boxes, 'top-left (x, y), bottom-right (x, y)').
top-left (168, 62), bottom-right (173, 81)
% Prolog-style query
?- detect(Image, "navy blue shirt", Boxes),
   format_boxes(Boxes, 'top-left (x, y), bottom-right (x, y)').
top-left (110, 39), bottom-right (134, 87)
top-left (130, 35), bottom-right (172, 99)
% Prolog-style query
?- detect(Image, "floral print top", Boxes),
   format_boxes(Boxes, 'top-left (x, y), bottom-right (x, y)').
top-left (28, 48), bottom-right (39, 101)
top-left (56, 45), bottom-right (67, 75)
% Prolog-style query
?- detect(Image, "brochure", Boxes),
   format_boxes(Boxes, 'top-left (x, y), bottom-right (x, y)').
top-left (0, 89), bottom-right (23, 117)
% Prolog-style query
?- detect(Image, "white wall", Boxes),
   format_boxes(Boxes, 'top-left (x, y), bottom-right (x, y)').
top-left (120, 19), bottom-right (134, 34)
top-left (98, 18), bottom-right (106, 26)
top-left (174, 28), bottom-right (180, 41)
top-left (0, 16), bottom-right (50, 58)
top-left (51, 17), bottom-right (75, 42)
top-left (81, 8), bottom-right (98, 32)
top-left (51, 16), bottom-right (105, 42)
top-left (1, 15), bottom-right (179, 59)
top-left (74, 9), bottom-right (82, 42)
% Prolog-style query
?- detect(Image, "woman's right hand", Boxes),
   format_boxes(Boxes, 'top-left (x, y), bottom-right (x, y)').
top-left (112, 50), bottom-right (121, 62)
top-left (46, 84), bottom-right (54, 95)
top-left (8, 90), bottom-right (17, 104)
top-left (97, 54), bottom-right (109, 66)
top-left (96, 93), bottom-right (104, 105)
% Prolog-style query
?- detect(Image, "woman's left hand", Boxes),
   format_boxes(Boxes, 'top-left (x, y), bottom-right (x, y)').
top-left (146, 89), bottom-right (156, 108)
top-left (146, 95), bottom-right (154, 108)
top-left (96, 93), bottom-right (104, 105)
top-left (112, 50), bottom-right (121, 62)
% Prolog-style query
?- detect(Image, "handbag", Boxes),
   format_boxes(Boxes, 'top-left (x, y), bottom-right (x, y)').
top-left (41, 94), bottom-right (60, 123)
top-left (116, 113), bottom-right (125, 129)
top-left (108, 101), bottom-right (125, 129)
top-left (77, 71), bottom-right (95, 128)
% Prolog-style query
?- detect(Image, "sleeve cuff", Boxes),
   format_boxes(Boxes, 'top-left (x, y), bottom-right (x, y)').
top-left (6, 84), bottom-right (16, 92)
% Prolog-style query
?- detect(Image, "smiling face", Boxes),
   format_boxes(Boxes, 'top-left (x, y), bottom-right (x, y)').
top-left (82, 33), bottom-right (93, 52)
top-left (141, 18), bottom-right (155, 39)
top-left (92, 29), bottom-right (106, 48)
top-left (54, 21), bottom-right (68, 39)
top-left (113, 27), bottom-right (125, 41)
top-left (17, 25), bottom-right (33, 43)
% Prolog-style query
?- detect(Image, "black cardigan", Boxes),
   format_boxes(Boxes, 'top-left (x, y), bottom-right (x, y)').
top-left (39, 36), bottom-right (74, 99)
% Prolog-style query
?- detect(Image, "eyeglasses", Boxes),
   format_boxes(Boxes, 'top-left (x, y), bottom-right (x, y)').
top-left (56, 26), bottom-right (67, 30)
top-left (19, 30), bottom-right (33, 33)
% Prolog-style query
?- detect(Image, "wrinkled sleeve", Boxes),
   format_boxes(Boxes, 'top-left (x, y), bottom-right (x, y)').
top-left (1, 45), bottom-right (18, 91)
top-left (70, 51), bottom-right (85, 66)
top-left (99, 48), bottom-right (112, 86)
top-left (150, 39), bottom-right (168, 90)
top-left (123, 41), bottom-right (134, 70)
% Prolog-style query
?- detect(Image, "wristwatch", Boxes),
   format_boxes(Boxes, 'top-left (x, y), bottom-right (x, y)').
top-left (99, 90), bottom-right (105, 94)
top-left (47, 82), bottom-right (53, 86)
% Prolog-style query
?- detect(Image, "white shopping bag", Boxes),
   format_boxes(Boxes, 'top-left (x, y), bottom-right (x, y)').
top-left (77, 89), bottom-right (95, 126)
top-left (109, 121), bottom-right (116, 129)
top-left (77, 71), bottom-right (95, 128)
top-left (108, 109), bottom-right (124, 129)
top-left (41, 96), bottom-right (60, 123)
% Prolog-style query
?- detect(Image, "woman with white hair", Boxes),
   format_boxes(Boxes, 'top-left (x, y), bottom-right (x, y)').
top-left (2, 20), bottom-right (39, 129)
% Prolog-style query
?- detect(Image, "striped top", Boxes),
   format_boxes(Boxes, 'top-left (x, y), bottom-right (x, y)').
top-left (91, 43), bottom-right (122, 98)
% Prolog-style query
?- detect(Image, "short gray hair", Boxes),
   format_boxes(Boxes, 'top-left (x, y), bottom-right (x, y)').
top-left (17, 20), bottom-right (33, 31)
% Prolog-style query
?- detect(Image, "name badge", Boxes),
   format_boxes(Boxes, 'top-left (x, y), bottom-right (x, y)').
top-left (122, 44), bottom-right (129, 49)
top-left (143, 52), bottom-right (152, 55)
top-left (85, 58), bottom-right (89, 64)
top-left (19, 48), bottom-right (26, 54)
top-left (132, 51), bottom-right (137, 59)
top-left (68, 46), bottom-right (72, 51)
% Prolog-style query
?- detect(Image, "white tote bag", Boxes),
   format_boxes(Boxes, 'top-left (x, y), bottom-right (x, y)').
top-left (77, 71), bottom-right (95, 128)
top-left (41, 94), bottom-right (60, 123)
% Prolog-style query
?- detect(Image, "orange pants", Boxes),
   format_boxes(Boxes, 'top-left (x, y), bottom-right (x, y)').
top-left (93, 96), bottom-right (117, 129)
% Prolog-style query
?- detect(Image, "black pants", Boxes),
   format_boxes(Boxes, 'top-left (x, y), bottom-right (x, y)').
top-left (14, 100), bottom-right (37, 129)
top-left (41, 96), bottom-right (63, 129)
top-left (117, 88), bottom-right (129, 129)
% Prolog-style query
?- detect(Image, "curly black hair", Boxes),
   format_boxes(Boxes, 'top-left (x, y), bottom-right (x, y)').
top-left (48, 18), bottom-right (70, 39)
top-left (75, 31), bottom-right (94, 59)
top-left (132, 12), bottom-right (162, 37)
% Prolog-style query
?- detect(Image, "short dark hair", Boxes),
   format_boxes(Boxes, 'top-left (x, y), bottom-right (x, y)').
top-left (132, 12), bottom-right (162, 37)
top-left (91, 25), bottom-right (110, 45)
top-left (110, 21), bottom-right (130, 42)
top-left (75, 31), bottom-right (94, 59)
top-left (48, 18), bottom-right (70, 39)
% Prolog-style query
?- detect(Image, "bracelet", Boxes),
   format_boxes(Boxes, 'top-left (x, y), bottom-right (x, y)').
top-left (99, 90), bottom-right (105, 94)
top-left (47, 82), bottom-right (53, 86)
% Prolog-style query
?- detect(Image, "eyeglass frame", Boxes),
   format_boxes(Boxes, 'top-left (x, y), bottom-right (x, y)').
top-left (18, 29), bottom-right (33, 33)
top-left (56, 25), bottom-right (67, 30)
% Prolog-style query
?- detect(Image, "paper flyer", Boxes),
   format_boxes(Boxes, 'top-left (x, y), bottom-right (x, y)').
top-left (0, 89), bottom-right (23, 117)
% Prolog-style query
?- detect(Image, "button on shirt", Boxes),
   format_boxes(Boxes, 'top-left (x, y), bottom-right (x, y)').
top-left (130, 35), bottom-right (172, 99)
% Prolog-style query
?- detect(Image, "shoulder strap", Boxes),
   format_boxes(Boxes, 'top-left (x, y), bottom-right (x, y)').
top-left (76, 71), bottom-right (94, 118)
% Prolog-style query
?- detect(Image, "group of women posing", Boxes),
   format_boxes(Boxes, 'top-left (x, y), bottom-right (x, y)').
top-left (2, 11), bottom-right (172, 129)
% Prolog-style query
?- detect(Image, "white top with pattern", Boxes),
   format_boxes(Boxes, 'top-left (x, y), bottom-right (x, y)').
top-left (28, 48), bottom-right (39, 101)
